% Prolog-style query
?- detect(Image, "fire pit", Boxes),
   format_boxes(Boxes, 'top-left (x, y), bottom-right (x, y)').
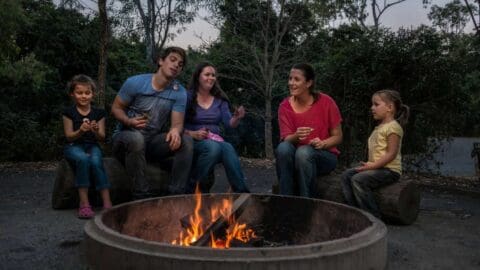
top-left (84, 193), bottom-right (387, 269)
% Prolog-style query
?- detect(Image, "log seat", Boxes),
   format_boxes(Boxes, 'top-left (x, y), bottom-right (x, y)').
top-left (272, 173), bottom-right (420, 225)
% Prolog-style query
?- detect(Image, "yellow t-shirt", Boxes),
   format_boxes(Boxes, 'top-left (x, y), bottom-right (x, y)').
top-left (368, 120), bottom-right (403, 174)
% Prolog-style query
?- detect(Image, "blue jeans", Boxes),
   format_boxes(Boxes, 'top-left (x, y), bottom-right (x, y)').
top-left (112, 130), bottom-right (193, 198)
top-left (341, 168), bottom-right (399, 217)
top-left (64, 143), bottom-right (110, 190)
top-left (188, 139), bottom-right (249, 193)
top-left (275, 141), bottom-right (337, 197)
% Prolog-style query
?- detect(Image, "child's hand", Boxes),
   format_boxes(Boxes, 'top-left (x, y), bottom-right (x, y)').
top-left (356, 161), bottom-right (374, 172)
top-left (90, 120), bottom-right (99, 133)
top-left (296, 127), bottom-right (313, 141)
top-left (80, 119), bottom-right (91, 133)
top-left (309, 137), bottom-right (327, 149)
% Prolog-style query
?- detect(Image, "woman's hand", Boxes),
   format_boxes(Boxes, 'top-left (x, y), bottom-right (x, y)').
top-left (233, 105), bottom-right (245, 119)
top-left (309, 137), bottom-right (327, 149)
top-left (189, 128), bottom-right (209, 140)
top-left (296, 127), bottom-right (313, 141)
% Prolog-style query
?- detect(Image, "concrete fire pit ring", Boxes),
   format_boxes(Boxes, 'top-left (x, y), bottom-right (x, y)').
top-left (84, 194), bottom-right (387, 270)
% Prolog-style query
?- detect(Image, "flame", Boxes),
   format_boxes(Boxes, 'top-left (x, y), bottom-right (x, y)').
top-left (172, 186), bottom-right (256, 248)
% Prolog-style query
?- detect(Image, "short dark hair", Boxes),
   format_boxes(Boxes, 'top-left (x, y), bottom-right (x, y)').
top-left (67, 74), bottom-right (96, 93)
top-left (156, 46), bottom-right (187, 70)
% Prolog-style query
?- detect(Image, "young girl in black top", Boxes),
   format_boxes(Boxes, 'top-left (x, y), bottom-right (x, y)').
top-left (63, 75), bottom-right (112, 219)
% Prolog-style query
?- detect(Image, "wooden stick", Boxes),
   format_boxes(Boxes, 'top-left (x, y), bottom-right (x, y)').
top-left (191, 193), bottom-right (251, 247)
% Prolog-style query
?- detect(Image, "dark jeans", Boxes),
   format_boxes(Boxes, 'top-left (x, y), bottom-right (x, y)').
top-left (112, 130), bottom-right (193, 198)
top-left (275, 141), bottom-right (337, 197)
top-left (341, 167), bottom-right (400, 217)
top-left (187, 139), bottom-right (249, 193)
top-left (64, 143), bottom-right (110, 190)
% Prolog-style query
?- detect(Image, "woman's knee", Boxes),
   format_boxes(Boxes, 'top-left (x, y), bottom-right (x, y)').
top-left (199, 140), bottom-right (222, 159)
top-left (275, 141), bottom-right (295, 158)
top-left (294, 145), bottom-right (314, 164)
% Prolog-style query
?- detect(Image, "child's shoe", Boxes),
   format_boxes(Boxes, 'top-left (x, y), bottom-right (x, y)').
top-left (78, 205), bottom-right (95, 219)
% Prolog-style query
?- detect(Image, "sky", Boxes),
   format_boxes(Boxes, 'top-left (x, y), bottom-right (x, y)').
top-left (168, 0), bottom-right (473, 49)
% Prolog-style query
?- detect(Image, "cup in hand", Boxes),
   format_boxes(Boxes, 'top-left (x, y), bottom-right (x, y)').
top-left (297, 126), bottom-right (314, 140)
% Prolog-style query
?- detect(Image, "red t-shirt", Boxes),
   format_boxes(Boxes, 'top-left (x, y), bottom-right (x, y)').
top-left (278, 93), bottom-right (342, 155)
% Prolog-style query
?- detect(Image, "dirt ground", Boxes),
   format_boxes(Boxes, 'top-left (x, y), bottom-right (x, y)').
top-left (0, 160), bottom-right (479, 270)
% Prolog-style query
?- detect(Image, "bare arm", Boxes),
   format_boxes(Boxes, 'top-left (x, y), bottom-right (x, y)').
top-left (229, 105), bottom-right (245, 128)
top-left (166, 111), bottom-right (185, 150)
top-left (357, 133), bottom-right (400, 171)
top-left (63, 116), bottom-right (89, 142)
top-left (111, 96), bottom-right (147, 129)
top-left (310, 124), bottom-right (343, 150)
top-left (91, 118), bottom-right (106, 142)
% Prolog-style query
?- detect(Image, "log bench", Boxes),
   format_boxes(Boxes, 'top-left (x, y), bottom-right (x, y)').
top-left (52, 158), bottom-right (170, 209)
top-left (272, 174), bottom-right (420, 225)
top-left (52, 158), bottom-right (215, 209)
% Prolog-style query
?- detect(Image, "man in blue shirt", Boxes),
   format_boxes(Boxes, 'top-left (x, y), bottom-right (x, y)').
top-left (111, 46), bottom-right (193, 199)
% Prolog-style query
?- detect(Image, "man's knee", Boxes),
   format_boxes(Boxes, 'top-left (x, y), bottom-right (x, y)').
top-left (114, 131), bottom-right (145, 153)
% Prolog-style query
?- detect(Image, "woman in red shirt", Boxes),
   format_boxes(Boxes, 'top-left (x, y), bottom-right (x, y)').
top-left (276, 63), bottom-right (343, 197)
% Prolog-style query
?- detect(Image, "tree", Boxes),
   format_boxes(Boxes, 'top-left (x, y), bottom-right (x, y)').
top-left (428, 0), bottom-right (472, 34)
top-left (97, 0), bottom-right (109, 108)
top-left (117, 0), bottom-right (200, 65)
top-left (207, 0), bottom-right (316, 159)
top-left (463, 0), bottom-right (480, 35)
top-left (332, 0), bottom-right (408, 30)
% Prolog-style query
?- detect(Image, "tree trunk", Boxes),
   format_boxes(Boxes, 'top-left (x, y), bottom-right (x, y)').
top-left (97, 0), bottom-right (108, 108)
top-left (264, 99), bottom-right (274, 159)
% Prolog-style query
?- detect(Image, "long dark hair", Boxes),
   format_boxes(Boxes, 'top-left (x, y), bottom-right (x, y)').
top-left (291, 63), bottom-right (319, 101)
top-left (186, 62), bottom-right (230, 120)
top-left (374, 89), bottom-right (410, 128)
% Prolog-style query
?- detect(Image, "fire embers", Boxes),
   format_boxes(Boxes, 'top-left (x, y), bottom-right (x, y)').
top-left (171, 188), bottom-right (256, 249)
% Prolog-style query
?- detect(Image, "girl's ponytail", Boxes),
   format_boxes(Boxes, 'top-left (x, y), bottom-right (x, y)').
top-left (396, 104), bottom-right (410, 128)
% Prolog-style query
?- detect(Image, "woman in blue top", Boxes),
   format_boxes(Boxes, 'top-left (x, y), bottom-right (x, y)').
top-left (184, 62), bottom-right (250, 193)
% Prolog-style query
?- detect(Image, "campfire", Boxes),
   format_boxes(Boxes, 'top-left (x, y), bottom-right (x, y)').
top-left (86, 193), bottom-right (387, 270)
top-left (171, 188), bottom-right (256, 248)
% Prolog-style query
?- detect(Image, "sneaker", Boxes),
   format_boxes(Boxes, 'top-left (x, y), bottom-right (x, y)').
top-left (78, 205), bottom-right (95, 219)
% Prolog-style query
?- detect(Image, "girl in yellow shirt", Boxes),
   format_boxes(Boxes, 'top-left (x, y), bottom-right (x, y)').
top-left (341, 90), bottom-right (409, 218)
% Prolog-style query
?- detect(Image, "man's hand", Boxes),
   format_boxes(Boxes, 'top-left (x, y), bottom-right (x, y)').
top-left (166, 128), bottom-right (182, 151)
top-left (128, 116), bottom-right (148, 129)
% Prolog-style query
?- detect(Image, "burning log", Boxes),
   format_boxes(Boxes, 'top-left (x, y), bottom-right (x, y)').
top-left (191, 193), bottom-right (251, 246)
top-left (273, 174), bottom-right (420, 225)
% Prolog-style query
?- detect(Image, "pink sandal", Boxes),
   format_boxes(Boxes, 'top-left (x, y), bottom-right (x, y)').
top-left (78, 205), bottom-right (95, 219)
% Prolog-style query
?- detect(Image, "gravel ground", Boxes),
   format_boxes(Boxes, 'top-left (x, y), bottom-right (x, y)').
top-left (0, 160), bottom-right (479, 269)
